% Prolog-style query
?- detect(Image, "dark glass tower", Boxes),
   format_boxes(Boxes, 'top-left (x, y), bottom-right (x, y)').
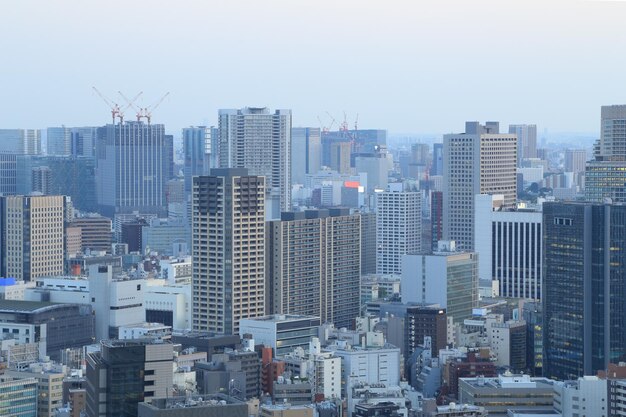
top-left (543, 202), bottom-right (626, 380)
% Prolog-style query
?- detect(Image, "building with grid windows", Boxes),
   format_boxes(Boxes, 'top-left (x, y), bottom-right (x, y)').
top-left (0, 376), bottom-right (38, 417)
top-left (192, 168), bottom-right (265, 335)
top-left (443, 121), bottom-right (517, 251)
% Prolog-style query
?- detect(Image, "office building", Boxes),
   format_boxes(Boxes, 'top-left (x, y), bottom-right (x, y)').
top-left (553, 376), bottom-right (607, 417)
top-left (182, 126), bottom-right (212, 195)
top-left (0, 299), bottom-right (94, 360)
top-left (0, 376), bottom-right (38, 417)
top-left (218, 107), bottom-right (291, 218)
top-left (402, 241), bottom-right (478, 323)
top-left (141, 218), bottom-right (189, 256)
top-left (47, 126), bottom-right (72, 156)
top-left (585, 105), bottom-right (626, 202)
top-left (137, 394), bottom-right (248, 417)
top-left (508, 124), bottom-right (537, 164)
top-left (376, 183), bottom-right (421, 274)
top-left (86, 339), bottom-right (174, 417)
top-left (71, 126), bottom-right (98, 157)
top-left (360, 212), bottom-right (377, 274)
top-left (291, 127), bottom-right (321, 185)
top-left (521, 300), bottom-right (543, 376)
top-left (70, 215), bottom-right (112, 252)
top-left (330, 141), bottom-right (352, 174)
top-left (6, 361), bottom-right (65, 417)
top-left (266, 209), bottom-right (361, 328)
top-left (239, 315), bottom-right (320, 356)
top-left (443, 121), bottom-right (517, 251)
top-left (430, 143), bottom-right (444, 176)
top-left (0, 153), bottom-right (17, 195)
top-left (564, 149), bottom-right (587, 174)
top-left (355, 146), bottom-right (392, 194)
top-left (474, 194), bottom-right (543, 299)
top-left (431, 190), bottom-right (443, 251)
top-left (0, 129), bottom-right (41, 154)
top-left (0, 195), bottom-right (69, 282)
top-left (96, 122), bottom-right (173, 218)
top-left (458, 374), bottom-right (554, 417)
top-left (543, 201), bottom-right (626, 380)
top-left (192, 169), bottom-right (265, 335)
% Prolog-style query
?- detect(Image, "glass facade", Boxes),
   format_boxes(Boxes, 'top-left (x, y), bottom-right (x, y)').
top-left (0, 378), bottom-right (37, 417)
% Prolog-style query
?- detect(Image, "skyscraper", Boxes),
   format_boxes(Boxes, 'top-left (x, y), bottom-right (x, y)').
top-left (291, 127), bottom-right (321, 185)
top-left (375, 183), bottom-right (421, 275)
top-left (218, 107), bottom-right (291, 219)
top-left (0, 195), bottom-right (69, 282)
top-left (182, 126), bottom-right (212, 195)
top-left (0, 129), bottom-right (41, 155)
top-left (564, 149), bottom-right (588, 174)
top-left (443, 121), bottom-right (517, 251)
top-left (543, 201), bottom-right (626, 380)
top-left (95, 122), bottom-right (172, 218)
top-left (266, 209), bottom-right (361, 328)
top-left (430, 143), bottom-right (443, 176)
top-left (47, 126), bottom-right (72, 156)
top-left (508, 124), bottom-right (537, 164)
top-left (585, 105), bottom-right (626, 202)
top-left (192, 168), bottom-right (265, 335)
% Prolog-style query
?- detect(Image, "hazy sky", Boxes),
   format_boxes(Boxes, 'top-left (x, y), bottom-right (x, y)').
top-left (1, 0), bottom-right (625, 136)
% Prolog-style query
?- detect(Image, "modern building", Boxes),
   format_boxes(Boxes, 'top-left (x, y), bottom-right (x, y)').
top-left (508, 124), bottom-right (537, 164)
top-left (239, 315), bottom-right (321, 356)
top-left (431, 190), bottom-right (443, 251)
top-left (564, 149), bottom-right (587, 174)
top-left (430, 143), bottom-right (444, 177)
top-left (137, 394), bottom-right (248, 417)
top-left (182, 126), bottom-right (212, 195)
top-left (402, 241), bottom-right (478, 323)
top-left (0, 299), bottom-right (94, 360)
top-left (443, 121), bottom-right (517, 251)
top-left (141, 218), bottom-right (189, 256)
top-left (218, 107), bottom-right (291, 218)
top-left (71, 126), bottom-right (99, 157)
top-left (543, 201), bottom-right (626, 380)
top-left (375, 182), bottom-right (421, 275)
top-left (47, 126), bottom-right (72, 156)
top-left (266, 209), bottom-right (361, 328)
top-left (192, 169), bottom-right (266, 335)
top-left (355, 146), bottom-right (392, 194)
top-left (86, 339), bottom-right (174, 417)
top-left (0, 153), bottom-right (17, 195)
top-left (330, 141), bottom-right (352, 175)
top-left (0, 376), bottom-right (38, 417)
top-left (458, 374), bottom-right (554, 417)
top-left (0, 129), bottom-right (41, 154)
top-left (0, 195), bottom-right (69, 282)
top-left (70, 215), bottom-right (112, 252)
top-left (553, 376), bottom-right (607, 417)
top-left (291, 127), bottom-right (321, 185)
top-left (6, 361), bottom-right (65, 417)
top-left (96, 122), bottom-right (173, 218)
top-left (360, 212), bottom-right (377, 275)
top-left (474, 194), bottom-right (543, 299)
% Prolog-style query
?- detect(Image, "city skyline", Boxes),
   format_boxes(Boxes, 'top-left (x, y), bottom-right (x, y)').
top-left (1, 1), bottom-right (626, 135)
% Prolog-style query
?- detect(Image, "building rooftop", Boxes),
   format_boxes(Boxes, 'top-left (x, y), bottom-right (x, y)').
top-left (461, 374), bottom-right (554, 390)
top-left (241, 314), bottom-right (321, 323)
top-left (142, 394), bottom-right (244, 410)
top-left (0, 299), bottom-right (61, 313)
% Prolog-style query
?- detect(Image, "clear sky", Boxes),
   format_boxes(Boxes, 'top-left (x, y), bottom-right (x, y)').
top-left (1, 0), bottom-right (625, 136)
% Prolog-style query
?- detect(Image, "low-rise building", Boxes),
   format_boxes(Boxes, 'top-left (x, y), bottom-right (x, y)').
top-left (137, 394), bottom-right (247, 417)
top-left (239, 315), bottom-right (320, 356)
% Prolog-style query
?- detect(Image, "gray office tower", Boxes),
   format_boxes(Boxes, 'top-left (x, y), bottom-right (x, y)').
top-left (443, 121), bottom-right (517, 251)
top-left (218, 107), bottom-right (291, 219)
top-left (47, 127), bottom-right (72, 156)
top-left (192, 169), bottom-right (266, 335)
top-left (430, 143), bottom-right (443, 176)
top-left (183, 126), bottom-right (213, 195)
top-left (508, 124), bottom-right (537, 164)
top-left (291, 127), bottom-right (321, 185)
top-left (543, 202), bottom-right (626, 380)
top-left (585, 105), bottom-right (626, 202)
top-left (0, 129), bottom-right (41, 155)
top-left (96, 122), bottom-right (173, 218)
top-left (266, 209), bottom-right (361, 329)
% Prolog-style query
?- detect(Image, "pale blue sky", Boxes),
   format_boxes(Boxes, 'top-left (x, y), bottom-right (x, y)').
top-left (1, 0), bottom-right (625, 136)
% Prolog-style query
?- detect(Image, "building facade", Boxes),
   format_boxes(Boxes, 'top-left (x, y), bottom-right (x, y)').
top-left (192, 169), bottom-right (266, 335)
top-left (291, 127), bottom-right (321, 185)
top-left (508, 124), bottom-right (537, 164)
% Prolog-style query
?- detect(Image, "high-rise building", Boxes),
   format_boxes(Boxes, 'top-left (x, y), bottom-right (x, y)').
top-left (291, 127), bottom-right (321, 185)
top-left (564, 149), bottom-right (587, 174)
top-left (192, 169), bottom-right (265, 335)
top-left (376, 183), bottom-right (421, 275)
top-left (0, 129), bottom-right (41, 155)
top-left (96, 122), bottom-right (172, 218)
top-left (330, 141), bottom-right (352, 175)
top-left (585, 105), bottom-right (626, 202)
top-left (0, 153), bottom-right (17, 195)
top-left (430, 143), bottom-right (443, 176)
top-left (443, 121), bottom-right (517, 251)
top-left (543, 201), bottom-right (626, 380)
top-left (218, 107), bottom-right (291, 219)
top-left (47, 127), bottom-right (72, 156)
top-left (86, 339), bottom-right (174, 417)
top-left (182, 126), bottom-right (212, 195)
top-left (70, 126), bottom-right (99, 157)
top-left (360, 212), bottom-right (377, 275)
top-left (402, 241), bottom-right (478, 323)
top-left (509, 124), bottom-right (537, 165)
top-left (431, 191), bottom-right (443, 252)
top-left (474, 194), bottom-right (543, 299)
top-left (266, 209), bottom-right (361, 328)
top-left (0, 195), bottom-right (69, 282)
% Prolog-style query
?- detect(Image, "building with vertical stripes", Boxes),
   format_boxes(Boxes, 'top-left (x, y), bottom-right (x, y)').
top-left (474, 194), bottom-right (543, 300)
top-left (192, 168), bottom-right (265, 335)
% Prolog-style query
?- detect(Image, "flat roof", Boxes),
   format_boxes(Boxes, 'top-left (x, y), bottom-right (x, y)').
top-left (0, 299), bottom-right (61, 313)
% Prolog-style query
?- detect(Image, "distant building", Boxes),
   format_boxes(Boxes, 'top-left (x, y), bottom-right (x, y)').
top-left (402, 241), bottom-right (478, 323)
top-left (508, 124), bottom-right (537, 164)
top-left (0, 129), bottom-right (41, 155)
top-left (47, 127), bottom-right (72, 156)
top-left (0, 376), bottom-right (38, 417)
top-left (70, 216), bottom-right (112, 252)
top-left (182, 126), bottom-right (212, 195)
top-left (239, 315), bottom-right (320, 356)
top-left (360, 212), bottom-right (377, 275)
top-left (291, 127), bottom-right (321, 185)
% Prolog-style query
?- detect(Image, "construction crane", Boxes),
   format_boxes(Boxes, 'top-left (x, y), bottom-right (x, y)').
top-left (117, 91), bottom-right (144, 121)
top-left (93, 87), bottom-right (123, 124)
top-left (136, 92), bottom-right (170, 124)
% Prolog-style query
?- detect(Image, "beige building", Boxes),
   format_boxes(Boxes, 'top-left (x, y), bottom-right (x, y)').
top-left (443, 121), bottom-right (517, 251)
top-left (70, 215), bottom-right (112, 252)
top-left (1, 195), bottom-right (68, 282)
top-left (6, 362), bottom-right (65, 417)
top-left (192, 168), bottom-right (266, 335)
